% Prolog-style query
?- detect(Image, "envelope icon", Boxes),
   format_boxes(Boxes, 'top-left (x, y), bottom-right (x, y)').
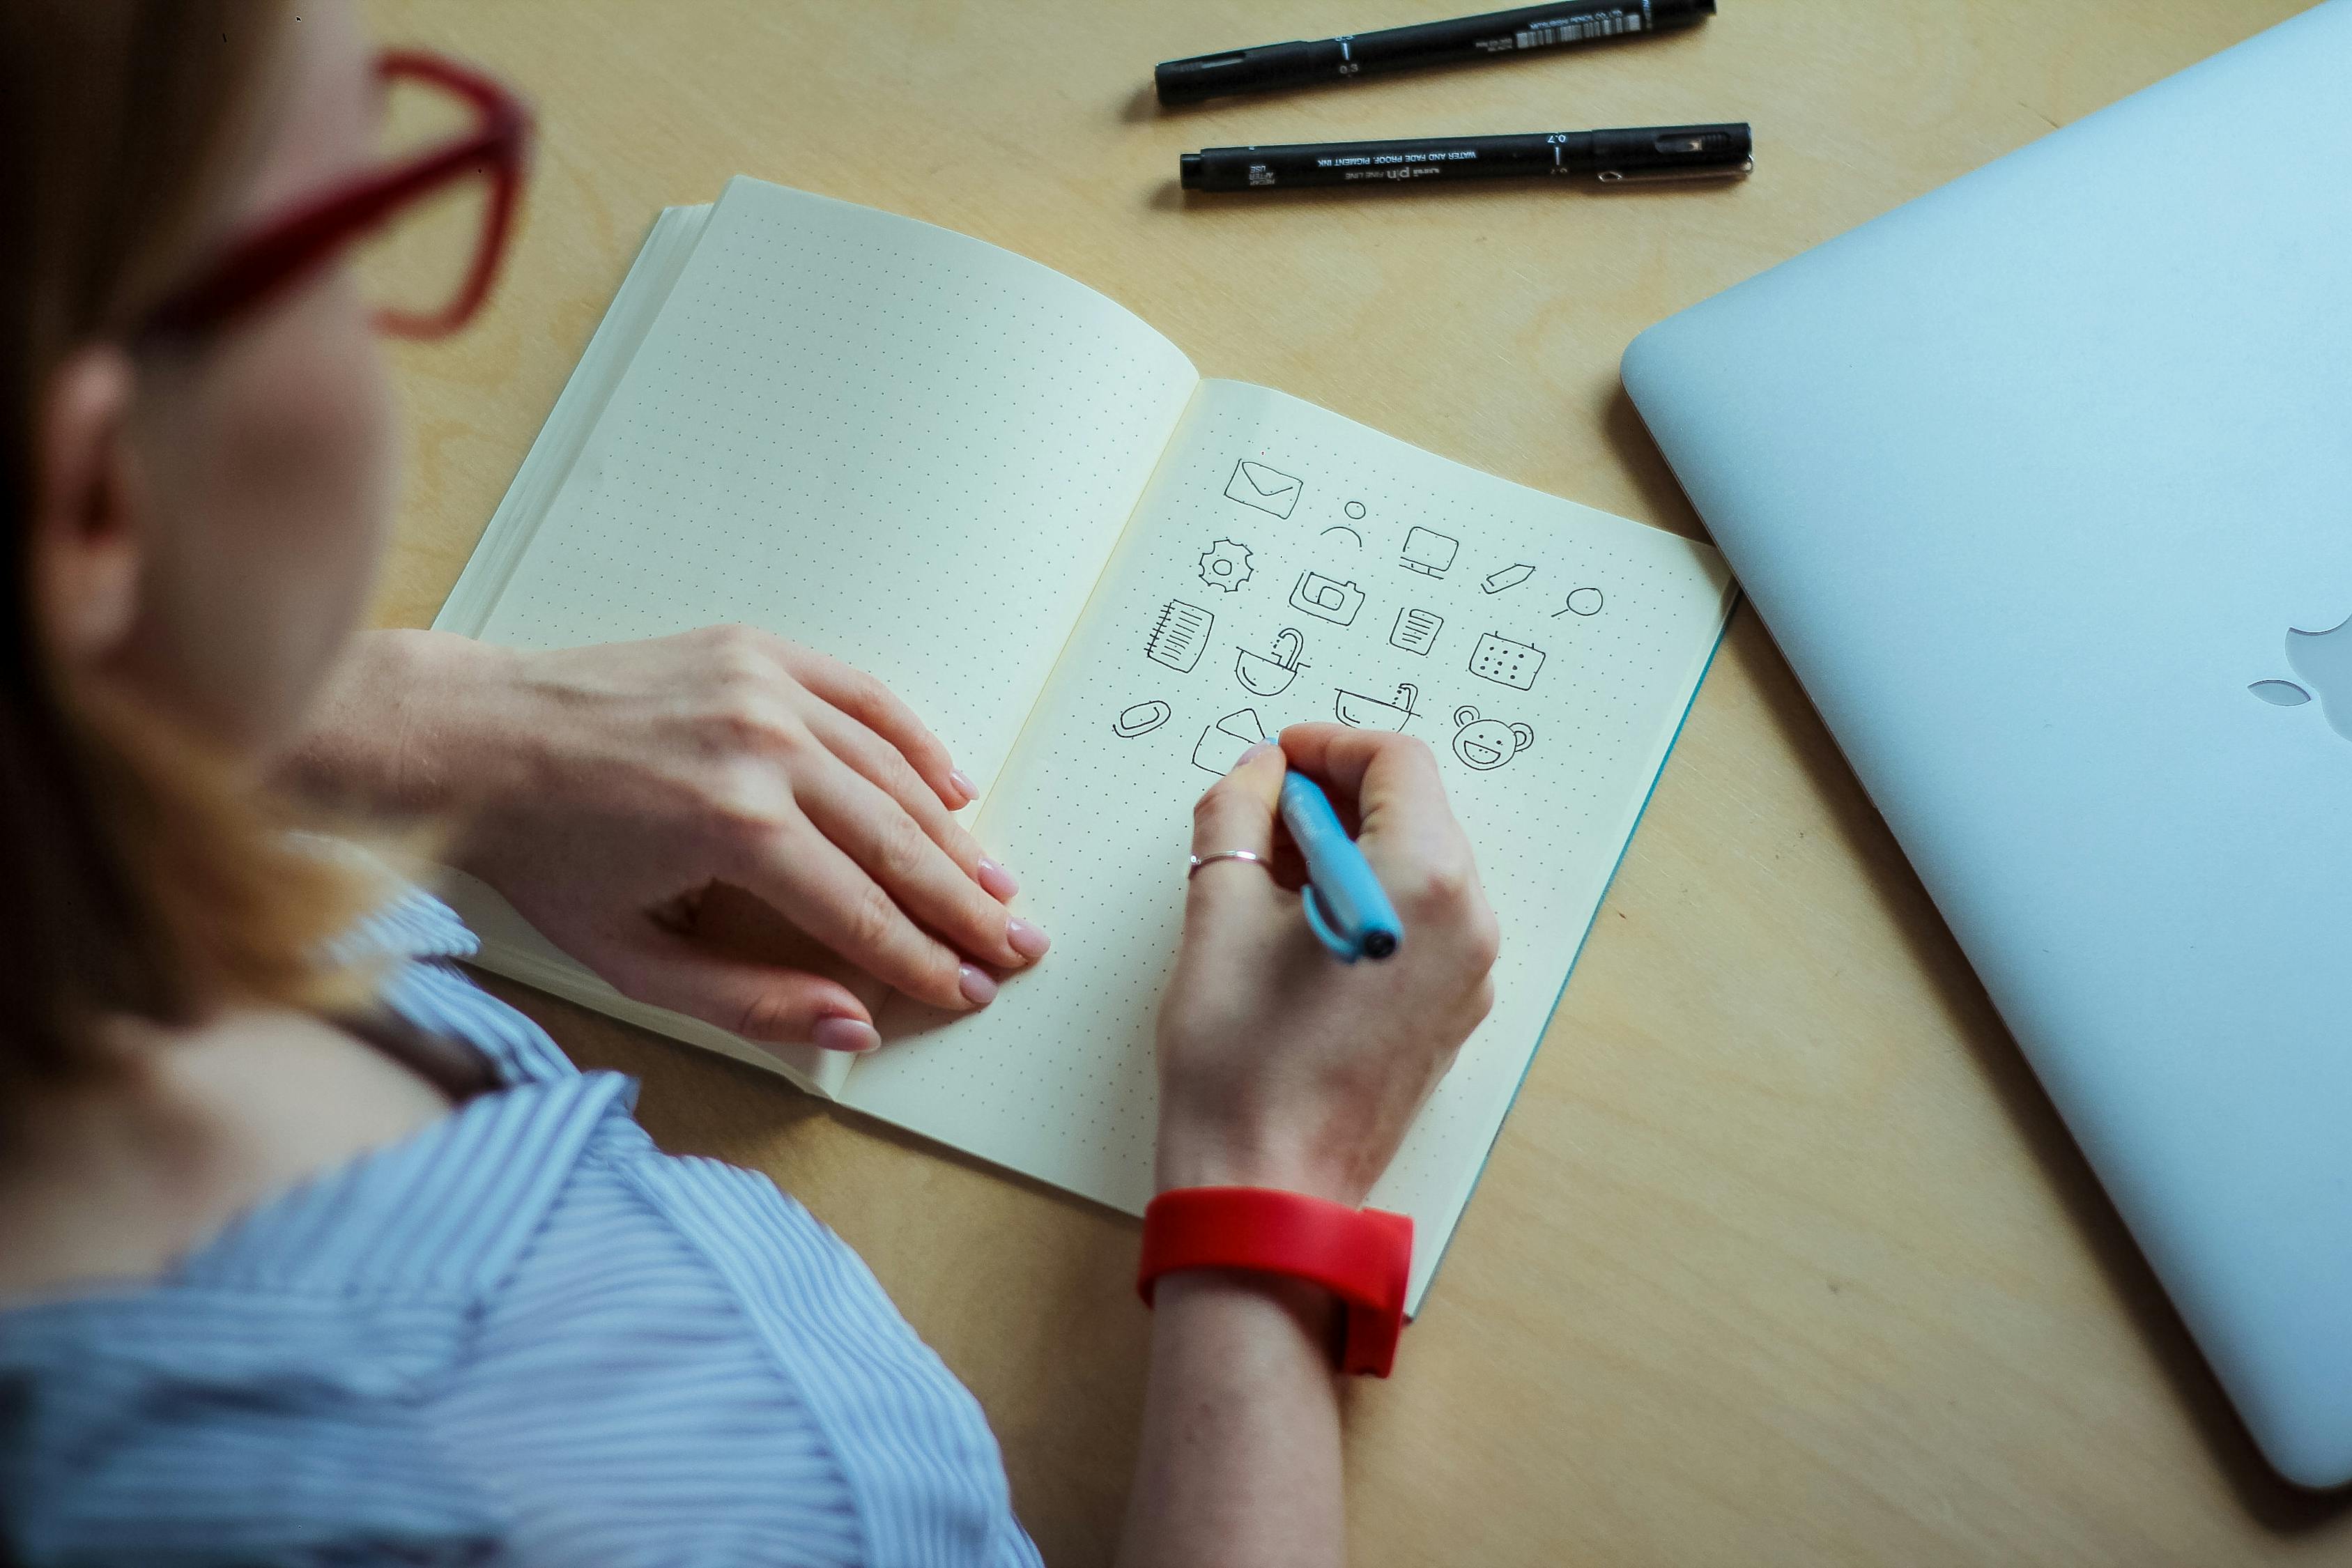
top-left (1225, 460), bottom-right (1302, 519)
top-left (1192, 709), bottom-right (1267, 776)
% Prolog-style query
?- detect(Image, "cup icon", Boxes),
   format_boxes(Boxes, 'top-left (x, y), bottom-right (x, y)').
top-left (1235, 628), bottom-right (1307, 696)
top-left (1334, 682), bottom-right (1419, 731)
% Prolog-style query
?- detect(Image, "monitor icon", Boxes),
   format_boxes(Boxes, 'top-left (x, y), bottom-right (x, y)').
top-left (1400, 527), bottom-right (1459, 578)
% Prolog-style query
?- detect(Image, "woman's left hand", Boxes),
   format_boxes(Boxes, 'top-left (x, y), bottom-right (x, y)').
top-left (282, 627), bottom-right (1047, 1053)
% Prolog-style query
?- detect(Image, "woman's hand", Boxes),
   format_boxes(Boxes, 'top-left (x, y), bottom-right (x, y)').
top-left (284, 627), bottom-right (1047, 1052)
top-left (1154, 723), bottom-right (1499, 1206)
top-left (1119, 725), bottom-right (1498, 1568)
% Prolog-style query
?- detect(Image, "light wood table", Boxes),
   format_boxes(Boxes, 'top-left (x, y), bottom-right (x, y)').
top-left (362, 1), bottom-right (2344, 1561)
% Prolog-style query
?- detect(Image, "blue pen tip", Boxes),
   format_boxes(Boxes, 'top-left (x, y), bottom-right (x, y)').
top-left (1360, 930), bottom-right (1398, 960)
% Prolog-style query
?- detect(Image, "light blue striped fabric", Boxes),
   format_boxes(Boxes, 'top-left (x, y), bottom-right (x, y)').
top-left (0, 889), bottom-right (1043, 1567)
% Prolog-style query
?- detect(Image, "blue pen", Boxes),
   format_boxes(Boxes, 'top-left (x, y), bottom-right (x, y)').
top-left (1279, 771), bottom-right (1404, 963)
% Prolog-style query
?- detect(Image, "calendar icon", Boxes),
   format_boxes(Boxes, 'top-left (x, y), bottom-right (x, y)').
top-left (1468, 632), bottom-right (1544, 691)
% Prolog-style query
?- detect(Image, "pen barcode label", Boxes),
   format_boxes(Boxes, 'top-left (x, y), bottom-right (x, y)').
top-left (1514, 8), bottom-right (1643, 49)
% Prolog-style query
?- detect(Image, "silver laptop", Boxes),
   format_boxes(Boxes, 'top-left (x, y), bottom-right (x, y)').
top-left (1622, 0), bottom-right (2352, 1486)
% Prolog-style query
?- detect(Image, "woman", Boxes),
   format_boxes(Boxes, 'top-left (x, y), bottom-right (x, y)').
top-left (0, 4), bottom-right (1500, 1565)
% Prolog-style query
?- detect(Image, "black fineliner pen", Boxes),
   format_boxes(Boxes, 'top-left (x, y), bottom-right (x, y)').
top-left (1179, 125), bottom-right (1753, 192)
top-left (1155, 1), bottom-right (1715, 107)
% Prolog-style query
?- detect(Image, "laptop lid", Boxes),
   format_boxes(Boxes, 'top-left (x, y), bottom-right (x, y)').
top-left (1622, 1), bottom-right (2352, 1486)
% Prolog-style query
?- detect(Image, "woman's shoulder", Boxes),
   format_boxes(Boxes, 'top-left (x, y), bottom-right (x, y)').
top-left (0, 1038), bottom-right (1033, 1565)
top-left (355, 882), bottom-right (581, 1087)
top-left (0, 1061), bottom-right (640, 1565)
top-left (0, 1003), bottom-right (457, 1303)
top-left (1, 886), bottom-right (1039, 1565)
top-left (0, 884), bottom-right (557, 1304)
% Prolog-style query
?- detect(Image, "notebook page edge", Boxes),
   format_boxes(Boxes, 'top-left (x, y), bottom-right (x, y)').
top-left (434, 201), bottom-right (715, 636)
top-left (1399, 591), bottom-right (1735, 1315)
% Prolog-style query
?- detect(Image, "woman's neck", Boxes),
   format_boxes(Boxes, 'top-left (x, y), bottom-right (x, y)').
top-left (0, 1006), bottom-right (451, 1302)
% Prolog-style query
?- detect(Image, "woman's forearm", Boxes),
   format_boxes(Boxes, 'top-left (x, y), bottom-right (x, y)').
top-left (1116, 1270), bottom-right (1347, 1568)
top-left (275, 627), bottom-right (520, 818)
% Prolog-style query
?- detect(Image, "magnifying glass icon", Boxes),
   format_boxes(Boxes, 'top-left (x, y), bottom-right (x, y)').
top-left (1553, 587), bottom-right (1604, 617)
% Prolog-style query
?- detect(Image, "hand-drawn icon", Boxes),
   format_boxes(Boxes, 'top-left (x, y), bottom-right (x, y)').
top-left (1198, 538), bottom-right (1254, 593)
top-left (1554, 586), bottom-right (1604, 617)
top-left (1335, 682), bottom-right (1419, 730)
top-left (1482, 563), bottom-right (1535, 594)
top-left (1192, 709), bottom-right (1268, 776)
top-left (1452, 707), bottom-right (1533, 771)
top-left (1236, 628), bottom-right (1307, 696)
top-left (1112, 700), bottom-right (1171, 739)
top-left (1225, 460), bottom-right (1302, 519)
top-left (1390, 606), bottom-right (1443, 656)
top-left (1289, 571), bottom-right (1365, 626)
top-left (1400, 526), bottom-right (1459, 578)
top-left (1147, 600), bottom-right (1215, 673)
top-left (1344, 500), bottom-right (1368, 521)
top-left (1468, 631), bottom-right (1544, 690)
top-left (1319, 525), bottom-right (1365, 548)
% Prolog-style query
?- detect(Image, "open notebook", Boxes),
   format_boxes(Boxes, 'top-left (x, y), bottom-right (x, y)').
top-left (436, 177), bottom-right (1732, 1309)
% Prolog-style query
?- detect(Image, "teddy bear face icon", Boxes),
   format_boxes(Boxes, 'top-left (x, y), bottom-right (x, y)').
top-left (1451, 707), bottom-right (1532, 771)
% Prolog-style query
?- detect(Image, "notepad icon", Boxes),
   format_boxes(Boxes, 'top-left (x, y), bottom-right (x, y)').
top-left (1225, 460), bottom-right (1302, 519)
top-left (1147, 600), bottom-right (1215, 673)
top-left (1391, 606), bottom-right (1443, 656)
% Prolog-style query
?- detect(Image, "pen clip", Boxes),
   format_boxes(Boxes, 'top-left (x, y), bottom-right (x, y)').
top-left (1301, 884), bottom-right (1362, 964)
top-left (1595, 157), bottom-right (1755, 184)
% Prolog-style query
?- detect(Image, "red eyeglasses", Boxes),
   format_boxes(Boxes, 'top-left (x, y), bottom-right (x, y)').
top-left (139, 50), bottom-right (531, 344)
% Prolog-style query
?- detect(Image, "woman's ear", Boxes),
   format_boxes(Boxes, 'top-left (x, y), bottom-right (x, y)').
top-left (29, 345), bottom-right (145, 666)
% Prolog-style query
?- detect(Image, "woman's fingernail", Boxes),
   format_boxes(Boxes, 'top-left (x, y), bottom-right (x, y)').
top-left (1236, 741), bottom-right (1279, 768)
top-left (958, 964), bottom-right (999, 1007)
top-left (948, 769), bottom-right (978, 804)
top-left (811, 1016), bottom-right (881, 1053)
top-left (1006, 916), bottom-right (1050, 960)
top-left (976, 856), bottom-right (1019, 901)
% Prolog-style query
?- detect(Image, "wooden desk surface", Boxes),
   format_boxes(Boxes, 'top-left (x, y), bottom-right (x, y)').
top-left (360, 1), bottom-right (2342, 1560)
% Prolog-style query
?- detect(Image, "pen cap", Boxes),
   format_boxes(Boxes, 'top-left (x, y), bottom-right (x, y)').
top-left (1590, 123), bottom-right (1751, 175)
top-left (1155, 40), bottom-right (1335, 106)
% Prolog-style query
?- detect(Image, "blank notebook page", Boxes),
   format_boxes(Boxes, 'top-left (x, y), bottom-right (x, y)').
top-left (462, 176), bottom-right (1198, 795)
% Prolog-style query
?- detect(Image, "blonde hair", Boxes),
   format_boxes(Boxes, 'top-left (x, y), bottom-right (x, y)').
top-left (1, 0), bottom-right (378, 1088)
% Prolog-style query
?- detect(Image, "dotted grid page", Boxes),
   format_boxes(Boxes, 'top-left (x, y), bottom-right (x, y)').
top-left (470, 176), bottom-right (1198, 802)
top-left (843, 380), bottom-right (1735, 1311)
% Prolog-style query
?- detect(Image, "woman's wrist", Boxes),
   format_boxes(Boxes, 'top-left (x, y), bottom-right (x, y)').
top-left (279, 627), bottom-right (531, 820)
top-left (1153, 1121), bottom-right (1369, 1208)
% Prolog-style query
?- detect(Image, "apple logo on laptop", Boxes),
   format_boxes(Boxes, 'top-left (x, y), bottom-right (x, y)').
top-left (2250, 613), bottom-right (2352, 741)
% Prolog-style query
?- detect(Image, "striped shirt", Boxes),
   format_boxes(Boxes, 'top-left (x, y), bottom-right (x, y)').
top-left (0, 890), bottom-right (1043, 1567)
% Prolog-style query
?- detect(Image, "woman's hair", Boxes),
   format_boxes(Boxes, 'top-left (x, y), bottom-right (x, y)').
top-left (1, 1), bottom-right (378, 1092)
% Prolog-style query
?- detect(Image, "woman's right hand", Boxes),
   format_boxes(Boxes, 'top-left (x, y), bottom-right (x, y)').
top-left (1153, 724), bottom-right (1500, 1207)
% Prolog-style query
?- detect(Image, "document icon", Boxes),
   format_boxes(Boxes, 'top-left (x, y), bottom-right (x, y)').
top-left (1225, 460), bottom-right (1302, 519)
top-left (1390, 606), bottom-right (1443, 656)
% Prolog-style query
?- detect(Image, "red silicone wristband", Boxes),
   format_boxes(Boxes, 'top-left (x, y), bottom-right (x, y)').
top-left (1137, 1186), bottom-right (1413, 1376)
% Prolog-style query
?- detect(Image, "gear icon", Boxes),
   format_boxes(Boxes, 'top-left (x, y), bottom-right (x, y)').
top-left (1198, 538), bottom-right (1254, 593)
